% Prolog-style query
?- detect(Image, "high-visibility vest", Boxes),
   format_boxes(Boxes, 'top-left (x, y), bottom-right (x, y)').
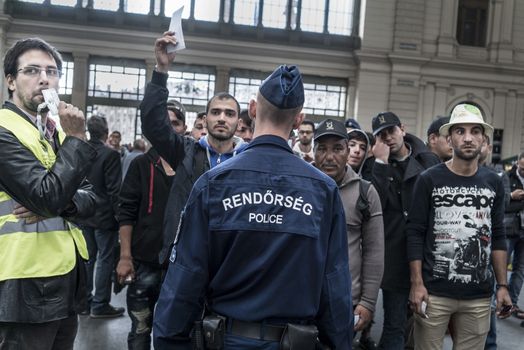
top-left (0, 108), bottom-right (88, 282)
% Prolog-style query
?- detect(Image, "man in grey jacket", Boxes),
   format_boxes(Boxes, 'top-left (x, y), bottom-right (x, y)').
top-left (314, 118), bottom-right (384, 347)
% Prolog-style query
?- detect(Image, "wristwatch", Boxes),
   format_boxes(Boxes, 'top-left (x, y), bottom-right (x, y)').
top-left (495, 283), bottom-right (508, 290)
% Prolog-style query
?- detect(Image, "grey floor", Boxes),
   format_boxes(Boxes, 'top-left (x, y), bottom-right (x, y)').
top-left (75, 285), bottom-right (524, 350)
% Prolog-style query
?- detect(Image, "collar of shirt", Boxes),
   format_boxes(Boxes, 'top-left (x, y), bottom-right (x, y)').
top-left (245, 135), bottom-right (293, 153)
top-left (18, 105), bottom-right (57, 141)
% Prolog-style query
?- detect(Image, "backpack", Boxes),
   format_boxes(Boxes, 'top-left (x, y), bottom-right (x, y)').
top-left (356, 178), bottom-right (371, 222)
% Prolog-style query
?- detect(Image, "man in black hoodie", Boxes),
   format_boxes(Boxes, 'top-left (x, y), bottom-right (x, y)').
top-left (83, 115), bottom-right (124, 318)
top-left (115, 99), bottom-right (185, 349)
top-left (140, 32), bottom-right (248, 266)
top-left (370, 112), bottom-right (440, 350)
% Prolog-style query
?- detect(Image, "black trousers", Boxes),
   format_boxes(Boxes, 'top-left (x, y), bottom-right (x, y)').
top-left (0, 314), bottom-right (78, 350)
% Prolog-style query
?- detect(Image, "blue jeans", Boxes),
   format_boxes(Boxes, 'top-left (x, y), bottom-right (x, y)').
top-left (378, 289), bottom-right (409, 350)
top-left (126, 262), bottom-right (163, 350)
top-left (82, 227), bottom-right (118, 312)
top-left (508, 234), bottom-right (524, 305)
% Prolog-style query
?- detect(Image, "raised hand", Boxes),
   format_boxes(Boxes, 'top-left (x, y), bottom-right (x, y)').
top-left (154, 31), bottom-right (177, 73)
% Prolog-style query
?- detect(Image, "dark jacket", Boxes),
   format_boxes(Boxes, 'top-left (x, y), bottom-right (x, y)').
top-left (118, 148), bottom-right (174, 265)
top-left (505, 165), bottom-right (524, 237)
top-left (84, 138), bottom-right (121, 230)
top-left (153, 136), bottom-right (352, 349)
top-left (0, 102), bottom-right (97, 322)
top-left (140, 71), bottom-right (247, 264)
top-left (371, 133), bottom-right (440, 291)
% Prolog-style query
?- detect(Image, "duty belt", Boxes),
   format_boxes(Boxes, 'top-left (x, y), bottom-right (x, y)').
top-left (229, 319), bottom-right (286, 342)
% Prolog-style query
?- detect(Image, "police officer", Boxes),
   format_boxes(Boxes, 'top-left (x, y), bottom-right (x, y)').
top-left (153, 65), bottom-right (353, 349)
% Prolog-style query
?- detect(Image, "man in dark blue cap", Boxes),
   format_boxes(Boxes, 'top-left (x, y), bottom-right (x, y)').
top-left (153, 64), bottom-right (353, 349)
top-left (426, 116), bottom-right (452, 162)
top-left (345, 118), bottom-right (361, 132)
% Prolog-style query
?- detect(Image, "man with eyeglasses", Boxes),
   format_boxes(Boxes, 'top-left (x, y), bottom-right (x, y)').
top-left (0, 38), bottom-right (97, 349)
top-left (293, 119), bottom-right (315, 162)
top-left (370, 112), bottom-right (440, 349)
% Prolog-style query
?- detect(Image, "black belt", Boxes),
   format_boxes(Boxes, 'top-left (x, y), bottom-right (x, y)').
top-left (230, 319), bottom-right (285, 342)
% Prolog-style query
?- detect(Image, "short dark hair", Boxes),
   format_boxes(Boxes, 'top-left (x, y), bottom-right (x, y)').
top-left (348, 131), bottom-right (368, 144)
top-left (196, 111), bottom-right (206, 120)
top-left (4, 38), bottom-right (63, 98)
top-left (87, 116), bottom-right (108, 141)
top-left (206, 92), bottom-right (240, 116)
top-left (110, 131), bottom-right (121, 138)
top-left (239, 109), bottom-right (252, 128)
top-left (194, 112), bottom-right (206, 127)
top-left (300, 120), bottom-right (315, 132)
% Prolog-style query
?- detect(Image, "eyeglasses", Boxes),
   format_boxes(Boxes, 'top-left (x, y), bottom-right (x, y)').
top-left (17, 66), bottom-right (62, 78)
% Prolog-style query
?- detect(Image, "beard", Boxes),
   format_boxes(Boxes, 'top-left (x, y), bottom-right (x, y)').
top-left (22, 96), bottom-right (42, 113)
top-left (453, 145), bottom-right (481, 161)
top-left (15, 89), bottom-right (44, 113)
top-left (208, 127), bottom-right (235, 141)
top-left (300, 139), bottom-right (312, 146)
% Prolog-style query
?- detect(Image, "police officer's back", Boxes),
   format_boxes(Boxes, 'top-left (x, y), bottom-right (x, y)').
top-left (153, 65), bottom-right (352, 350)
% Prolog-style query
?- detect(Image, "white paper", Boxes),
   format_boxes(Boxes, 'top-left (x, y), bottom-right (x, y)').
top-left (421, 301), bottom-right (429, 318)
top-left (167, 6), bottom-right (186, 53)
top-left (42, 88), bottom-right (60, 115)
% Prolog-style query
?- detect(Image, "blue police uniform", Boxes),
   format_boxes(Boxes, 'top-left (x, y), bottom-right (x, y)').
top-left (153, 135), bottom-right (352, 349)
top-left (153, 65), bottom-right (352, 350)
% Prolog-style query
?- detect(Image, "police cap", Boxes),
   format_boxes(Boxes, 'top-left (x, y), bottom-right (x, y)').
top-left (260, 65), bottom-right (304, 110)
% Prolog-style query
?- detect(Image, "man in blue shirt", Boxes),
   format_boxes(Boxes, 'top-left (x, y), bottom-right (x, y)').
top-left (153, 64), bottom-right (352, 349)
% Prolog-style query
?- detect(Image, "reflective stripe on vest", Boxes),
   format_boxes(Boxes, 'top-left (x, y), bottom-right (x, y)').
top-left (0, 108), bottom-right (88, 281)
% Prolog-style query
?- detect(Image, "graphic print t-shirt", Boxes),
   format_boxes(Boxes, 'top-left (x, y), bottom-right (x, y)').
top-left (407, 163), bottom-right (506, 299)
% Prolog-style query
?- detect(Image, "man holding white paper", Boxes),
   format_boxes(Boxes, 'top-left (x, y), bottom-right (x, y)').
top-left (140, 31), bottom-right (247, 269)
top-left (0, 37), bottom-right (97, 349)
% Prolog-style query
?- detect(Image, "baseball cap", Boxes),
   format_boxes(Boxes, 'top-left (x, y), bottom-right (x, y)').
top-left (314, 119), bottom-right (348, 141)
top-left (167, 99), bottom-right (186, 123)
top-left (260, 65), bottom-right (304, 109)
top-left (427, 116), bottom-right (450, 136)
top-left (372, 112), bottom-right (401, 136)
top-left (345, 118), bottom-right (361, 130)
top-left (439, 103), bottom-right (493, 137)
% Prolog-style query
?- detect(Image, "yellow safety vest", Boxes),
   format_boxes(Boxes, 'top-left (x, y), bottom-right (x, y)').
top-left (0, 108), bottom-right (88, 282)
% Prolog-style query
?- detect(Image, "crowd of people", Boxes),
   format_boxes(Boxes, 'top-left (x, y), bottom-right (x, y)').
top-left (0, 31), bottom-right (523, 350)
